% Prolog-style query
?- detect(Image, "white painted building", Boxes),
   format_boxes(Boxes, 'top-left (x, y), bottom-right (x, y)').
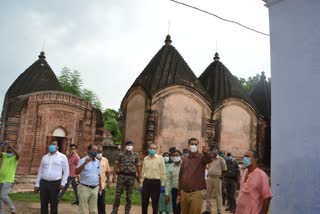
top-left (263, 0), bottom-right (320, 213)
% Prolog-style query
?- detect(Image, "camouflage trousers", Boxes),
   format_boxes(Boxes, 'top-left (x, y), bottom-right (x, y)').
top-left (111, 174), bottom-right (135, 214)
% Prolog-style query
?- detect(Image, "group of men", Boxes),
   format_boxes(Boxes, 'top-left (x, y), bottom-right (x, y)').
top-left (0, 137), bottom-right (272, 214)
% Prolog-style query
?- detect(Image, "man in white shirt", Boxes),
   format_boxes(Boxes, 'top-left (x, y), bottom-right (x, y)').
top-left (34, 140), bottom-right (69, 214)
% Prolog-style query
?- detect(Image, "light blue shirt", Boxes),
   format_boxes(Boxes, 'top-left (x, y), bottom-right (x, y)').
top-left (77, 155), bottom-right (100, 186)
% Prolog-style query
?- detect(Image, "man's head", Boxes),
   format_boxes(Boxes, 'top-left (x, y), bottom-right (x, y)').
top-left (125, 141), bottom-right (133, 152)
top-left (148, 143), bottom-right (157, 156)
top-left (87, 144), bottom-right (98, 158)
top-left (182, 148), bottom-right (189, 157)
top-left (70, 144), bottom-right (77, 154)
top-left (163, 152), bottom-right (170, 163)
top-left (243, 150), bottom-right (258, 168)
top-left (171, 150), bottom-right (182, 163)
top-left (48, 141), bottom-right (58, 153)
top-left (97, 144), bottom-right (103, 153)
top-left (226, 152), bottom-right (233, 160)
top-left (188, 138), bottom-right (199, 153)
top-left (211, 148), bottom-right (219, 158)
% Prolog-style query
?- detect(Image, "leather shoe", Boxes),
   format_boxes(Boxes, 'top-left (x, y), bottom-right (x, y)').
top-left (71, 201), bottom-right (79, 206)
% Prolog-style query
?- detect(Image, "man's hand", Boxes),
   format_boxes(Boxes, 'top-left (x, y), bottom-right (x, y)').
top-left (176, 195), bottom-right (181, 204)
top-left (85, 157), bottom-right (92, 164)
top-left (139, 187), bottom-right (143, 193)
top-left (59, 185), bottom-right (64, 191)
top-left (202, 143), bottom-right (209, 153)
top-left (165, 195), bottom-right (170, 204)
top-left (160, 186), bottom-right (165, 193)
top-left (34, 187), bottom-right (40, 193)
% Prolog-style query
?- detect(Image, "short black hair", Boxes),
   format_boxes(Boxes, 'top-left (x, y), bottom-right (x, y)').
top-left (70, 144), bottom-right (77, 149)
top-left (188, 137), bottom-right (199, 144)
top-left (163, 152), bottom-right (170, 157)
top-left (125, 141), bottom-right (133, 145)
top-left (183, 148), bottom-right (189, 153)
top-left (172, 150), bottom-right (182, 156)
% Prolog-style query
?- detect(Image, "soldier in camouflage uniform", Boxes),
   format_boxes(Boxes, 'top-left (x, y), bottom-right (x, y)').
top-left (111, 141), bottom-right (141, 214)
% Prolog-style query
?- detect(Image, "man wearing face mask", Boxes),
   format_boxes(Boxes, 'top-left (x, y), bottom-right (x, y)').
top-left (34, 140), bottom-right (69, 214)
top-left (0, 142), bottom-right (20, 214)
top-left (224, 152), bottom-right (240, 213)
top-left (111, 141), bottom-right (141, 214)
top-left (58, 144), bottom-right (80, 205)
top-left (141, 143), bottom-right (166, 214)
top-left (178, 137), bottom-right (212, 214)
top-left (235, 151), bottom-right (272, 214)
top-left (202, 149), bottom-right (227, 214)
top-left (96, 144), bottom-right (111, 214)
top-left (75, 144), bottom-right (101, 214)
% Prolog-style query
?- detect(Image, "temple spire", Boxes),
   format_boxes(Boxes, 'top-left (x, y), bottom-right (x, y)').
top-left (214, 52), bottom-right (220, 61)
top-left (38, 51), bottom-right (46, 59)
top-left (165, 34), bottom-right (172, 45)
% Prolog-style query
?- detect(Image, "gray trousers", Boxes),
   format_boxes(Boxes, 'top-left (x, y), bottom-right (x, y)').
top-left (0, 183), bottom-right (15, 214)
top-left (58, 176), bottom-right (79, 202)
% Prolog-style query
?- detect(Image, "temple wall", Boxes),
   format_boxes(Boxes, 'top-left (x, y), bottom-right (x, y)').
top-left (3, 91), bottom-right (98, 175)
top-left (152, 86), bottom-right (211, 153)
top-left (219, 100), bottom-right (257, 158)
top-left (123, 88), bottom-right (147, 155)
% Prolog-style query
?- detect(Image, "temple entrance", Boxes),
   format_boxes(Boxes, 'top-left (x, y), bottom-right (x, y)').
top-left (52, 127), bottom-right (66, 153)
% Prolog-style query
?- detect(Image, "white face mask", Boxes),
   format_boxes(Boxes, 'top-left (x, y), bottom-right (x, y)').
top-left (126, 145), bottom-right (133, 151)
top-left (189, 145), bottom-right (198, 153)
top-left (172, 156), bottom-right (181, 163)
top-left (164, 157), bottom-right (170, 163)
top-left (96, 153), bottom-right (103, 159)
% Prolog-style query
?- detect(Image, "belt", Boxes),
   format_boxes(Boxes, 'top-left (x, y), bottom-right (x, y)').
top-left (119, 172), bottom-right (136, 177)
top-left (144, 178), bottom-right (160, 181)
top-left (81, 183), bottom-right (98, 189)
top-left (183, 189), bottom-right (202, 193)
top-left (41, 179), bottom-right (61, 183)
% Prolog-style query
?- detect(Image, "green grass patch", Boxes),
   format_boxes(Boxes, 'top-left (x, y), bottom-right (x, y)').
top-left (10, 187), bottom-right (141, 205)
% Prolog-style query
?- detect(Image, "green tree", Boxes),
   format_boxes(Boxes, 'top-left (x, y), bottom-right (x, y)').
top-left (103, 108), bottom-right (122, 144)
top-left (58, 67), bottom-right (102, 110)
top-left (234, 73), bottom-right (271, 93)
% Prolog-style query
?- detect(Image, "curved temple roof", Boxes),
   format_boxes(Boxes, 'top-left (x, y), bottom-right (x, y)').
top-left (128, 35), bottom-right (211, 102)
top-left (6, 51), bottom-right (62, 99)
top-left (198, 53), bottom-right (257, 109)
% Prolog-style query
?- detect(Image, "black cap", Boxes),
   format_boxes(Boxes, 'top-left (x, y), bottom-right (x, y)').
top-left (125, 141), bottom-right (133, 145)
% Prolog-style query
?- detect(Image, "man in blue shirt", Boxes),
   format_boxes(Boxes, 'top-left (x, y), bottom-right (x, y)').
top-left (75, 144), bottom-right (101, 214)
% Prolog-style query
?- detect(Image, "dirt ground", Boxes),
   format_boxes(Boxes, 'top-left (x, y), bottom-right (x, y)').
top-left (4, 201), bottom-right (232, 214)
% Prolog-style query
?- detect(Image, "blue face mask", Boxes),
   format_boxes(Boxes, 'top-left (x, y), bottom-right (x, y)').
top-left (7, 153), bottom-right (14, 158)
top-left (48, 145), bottom-right (56, 152)
top-left (243, 157), bottom-right (251, 167)
top-left (89, 151), bottom-right (97, 158)
top-left (226, 156), bottom-right (233, 160)
top-left (149, 149), bottom-right (156, 156)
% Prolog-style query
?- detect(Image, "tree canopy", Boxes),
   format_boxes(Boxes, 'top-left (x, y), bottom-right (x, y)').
top-left (103, 108), bottom-right (122, 144)
top-left (58, 67), bottom-right (102, 110)
top-left (234, 73), bottom-right (271, 93)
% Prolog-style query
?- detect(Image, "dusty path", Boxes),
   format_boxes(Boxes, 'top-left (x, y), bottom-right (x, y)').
top-left (4, 201), bottom-right (232, 214)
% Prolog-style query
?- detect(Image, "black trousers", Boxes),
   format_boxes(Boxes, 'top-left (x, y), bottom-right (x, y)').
top-left (40, 179), bottom-right (61, 214)
top-left (225, 178), bottom-right (237, 210)
top-left (97, 189), bottom-right (106, 214)
top-left (142, 179), bottom-right (161, 214)
top-left (171, 188), bottom-right (181, 214)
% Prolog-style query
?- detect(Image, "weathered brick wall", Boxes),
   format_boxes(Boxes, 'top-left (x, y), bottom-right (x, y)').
top-left (2, 91), bottom-right (98, 175)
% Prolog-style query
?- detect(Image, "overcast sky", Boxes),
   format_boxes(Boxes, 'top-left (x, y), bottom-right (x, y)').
top-left (0, 0), bottom-right (270, 111)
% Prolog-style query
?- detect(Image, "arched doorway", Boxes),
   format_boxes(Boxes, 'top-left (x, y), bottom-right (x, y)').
top-left (52, 127), bottom-right (66, 153)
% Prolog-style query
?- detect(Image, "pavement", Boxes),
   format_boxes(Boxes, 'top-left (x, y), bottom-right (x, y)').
top-left (4, 201), bottom-right (234, 214)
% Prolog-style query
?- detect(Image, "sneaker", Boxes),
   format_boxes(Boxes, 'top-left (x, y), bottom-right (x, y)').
top-left (71, 201), bottom-right (79, 206)
top-left (202, 211), bottom-right (211, 214)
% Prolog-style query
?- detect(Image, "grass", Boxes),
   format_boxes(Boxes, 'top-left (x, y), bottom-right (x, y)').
top-left (9, 187), bottom-right (142, 205)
